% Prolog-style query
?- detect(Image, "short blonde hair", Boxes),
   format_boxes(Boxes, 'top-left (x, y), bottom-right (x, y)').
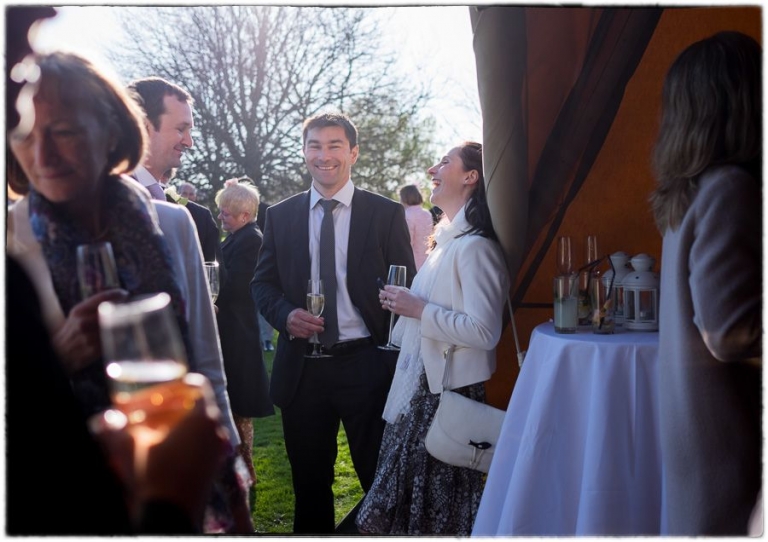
top-left (215, 177), bottom-right (261, 221)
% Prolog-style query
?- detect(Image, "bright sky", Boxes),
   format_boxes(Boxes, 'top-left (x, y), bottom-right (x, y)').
top-left (30, 5), bottom-right (482, 155)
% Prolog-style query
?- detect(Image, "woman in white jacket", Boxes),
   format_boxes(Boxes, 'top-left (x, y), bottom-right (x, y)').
top-left (357, 142), bottom-right (509, 535)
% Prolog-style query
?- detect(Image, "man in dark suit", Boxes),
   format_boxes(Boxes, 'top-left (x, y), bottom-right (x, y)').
top-left (251, 112), bottom-right (416, 534)
top-left (127, 77), bottom-right (224, 266)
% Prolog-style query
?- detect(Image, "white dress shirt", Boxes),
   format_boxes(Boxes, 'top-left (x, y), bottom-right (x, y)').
top-left (133, 166), bottom-right (167, 201)
top-left (308, 180), bottom-right (369, 342)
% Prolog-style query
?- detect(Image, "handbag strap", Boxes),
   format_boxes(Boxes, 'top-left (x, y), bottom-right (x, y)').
top-left (507, 295), bottom-right (526, 368)
top-left (441, 296), bottom-right (526, 391)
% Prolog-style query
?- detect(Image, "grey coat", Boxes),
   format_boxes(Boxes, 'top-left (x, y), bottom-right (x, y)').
top-left (658, 165), bottom-right (762, 535)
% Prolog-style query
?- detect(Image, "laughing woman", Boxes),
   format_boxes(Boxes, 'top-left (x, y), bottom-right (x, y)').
top-left (356, 142), bottom-right (509, 535)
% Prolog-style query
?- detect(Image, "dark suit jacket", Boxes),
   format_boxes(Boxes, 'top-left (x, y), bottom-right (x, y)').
top-left (251, 187), bottom-right (416, 408)
top-left (216, 223), bottom-right (274, 418)
top-left (256, 201), bottom-right (269, 234)
top-left (164, 195), bottom-right (228, 288)
top-left (165, 196), bottom-right (221, 263)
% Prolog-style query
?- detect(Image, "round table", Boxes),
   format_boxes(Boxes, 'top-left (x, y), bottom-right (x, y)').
top-left (473, 322), bottom-right (664, 536)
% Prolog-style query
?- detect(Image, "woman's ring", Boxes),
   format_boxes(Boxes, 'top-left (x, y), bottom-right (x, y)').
top-left (387, 299), bottom-right (392, 307)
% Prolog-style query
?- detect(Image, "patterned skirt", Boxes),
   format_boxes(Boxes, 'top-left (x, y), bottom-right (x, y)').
top-left (356, 369), bottom-right (486, 535)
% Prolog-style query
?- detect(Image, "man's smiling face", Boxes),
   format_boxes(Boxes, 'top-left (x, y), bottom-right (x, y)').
top-left (303, 125), bottom-right (358, 197)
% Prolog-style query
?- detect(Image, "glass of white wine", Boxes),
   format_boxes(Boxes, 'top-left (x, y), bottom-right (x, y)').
top-left (204, 261), bottom-right (220, 303)
top-left (306, 279), bottom-right (330, 358)
top-left (98, 292), bottom-right (202, 472)
top-left (379, 265), bottom-right (407, 351)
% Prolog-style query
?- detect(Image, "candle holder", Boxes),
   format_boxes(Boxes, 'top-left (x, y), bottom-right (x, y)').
top-left (622, 253), bottom-right (659, 331)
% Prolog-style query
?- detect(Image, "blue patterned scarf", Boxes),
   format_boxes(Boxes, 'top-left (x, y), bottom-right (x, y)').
top-left (28, 174), bottom-right (193, 416)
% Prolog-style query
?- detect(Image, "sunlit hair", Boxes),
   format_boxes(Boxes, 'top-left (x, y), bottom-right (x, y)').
top-left (399, 184), bottom-right (423, 206)
top-left (428, 141), bottom-right (497, 249)
top-left (302, 111), bottom-right (358, 149)
top-left (127, 76), bottom-right (194, 131)
top-left (650, 31), bottom-right (762, 232)
top-left (215, 176), bottom-right (261, 221)
top-left (28, 51), bottom-right (147, 177)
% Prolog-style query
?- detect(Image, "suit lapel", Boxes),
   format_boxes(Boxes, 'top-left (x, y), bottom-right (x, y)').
top-left (292, 192), bottom-right (312, 285)
top-left (347, 188), bottom-right (372, 274)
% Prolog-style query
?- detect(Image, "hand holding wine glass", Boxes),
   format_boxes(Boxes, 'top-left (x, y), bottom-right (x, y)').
top-left (98, 292), bottom-right (203, 473)
top-left (305, 279), bottom-right (331, 358)
top-left (379, 265), bottom-right (407, 351)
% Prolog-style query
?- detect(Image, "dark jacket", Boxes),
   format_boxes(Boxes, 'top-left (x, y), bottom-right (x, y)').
top-left (250, 187), bottom-right (416, 408)
top-left (216, 223), bottom-right (274, 418)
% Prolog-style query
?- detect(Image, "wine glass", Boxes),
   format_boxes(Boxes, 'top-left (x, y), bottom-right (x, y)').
top-left (204, 262), bottom-right (220, 303)
top-left (306, 279), bottom-right (331, 358)
top-left (378, 265), bottom-right (407, 351)
top-left (98, 292), bottom-right (200, 471)
top-left (555, 236), bottom-right (573, 276)
top-left (76, 242), bottom-right (120, 299)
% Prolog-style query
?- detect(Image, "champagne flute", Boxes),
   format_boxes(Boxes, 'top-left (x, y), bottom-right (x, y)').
top-left (204, 262), bottom-right (220, 303)
top-left (76, 242), bottom-right (120, 299)
top-left (306, 279), bottom-right (331, 358)
top-left (555, 236), bottom-right (573, 276)
top-left (378, 265), bottom-right (407, 351)
top-left (99, 292), bottom-right (200, 471)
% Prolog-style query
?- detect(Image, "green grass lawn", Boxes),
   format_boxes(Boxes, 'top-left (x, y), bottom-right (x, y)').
top-left (250, 338), bottom-right (364, 533)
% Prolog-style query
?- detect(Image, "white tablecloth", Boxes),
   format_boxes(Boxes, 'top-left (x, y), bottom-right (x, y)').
top-left (473, 322), bottom-right (664, 536)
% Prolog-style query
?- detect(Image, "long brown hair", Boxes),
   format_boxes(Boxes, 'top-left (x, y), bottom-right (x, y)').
top-left (649, 32), bottom-right (762, 232)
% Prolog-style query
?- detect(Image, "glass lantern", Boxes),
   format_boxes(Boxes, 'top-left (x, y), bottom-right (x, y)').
top-left (622, 253), bottom-right (659, 331)
top-left (603, 251), bottom-right (630, 326)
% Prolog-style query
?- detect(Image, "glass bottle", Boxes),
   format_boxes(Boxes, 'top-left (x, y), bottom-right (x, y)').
top-left (578, 235), bottom-right (600, 325)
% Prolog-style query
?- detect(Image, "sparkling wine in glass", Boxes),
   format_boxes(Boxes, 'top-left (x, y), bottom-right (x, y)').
top-left (76, 242), bottom-right (120, 299)
top-left (306, 279), bottom-right (331, 358)
top-left (99, 292), bottom-right (199, 471)
top-left (379, 265), bottom-right (407, 351)
top-left (204, 262), bottom-right (220, 303)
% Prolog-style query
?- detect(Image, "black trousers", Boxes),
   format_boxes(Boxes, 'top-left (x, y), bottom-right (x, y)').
top-left (281, 343), bottom-right (393, 534)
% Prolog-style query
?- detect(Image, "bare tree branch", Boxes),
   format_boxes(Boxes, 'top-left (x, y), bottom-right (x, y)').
top-left (109, 6), bottom-right (436, 207)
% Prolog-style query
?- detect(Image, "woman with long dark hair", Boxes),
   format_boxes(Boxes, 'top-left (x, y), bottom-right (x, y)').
top-left (356, 142), bottom-right (509, 534)
top-left (650, 31), bottom-right (762, 535)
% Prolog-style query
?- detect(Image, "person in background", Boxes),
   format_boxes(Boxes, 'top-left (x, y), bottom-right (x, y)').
top-left (398, 183), bottom-right (434, 271)
top-left (649, 31), bottom-right (761, 535)
top-left (251, 111), bottom-right (416, 533)
top-left (179, 181), bottom-right (198, 202)
top-left (356, 142), bottom-right (509, 535)
top-left (127, 77), bottom-right (223, 267)
top-left (6, 50), bottom-right (250, 534)
top-left (214, 177), bottom-right (274, 499)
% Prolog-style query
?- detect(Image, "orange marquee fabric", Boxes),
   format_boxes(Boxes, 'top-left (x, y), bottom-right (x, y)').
top-left (471, 6), bottom-right (762, 409)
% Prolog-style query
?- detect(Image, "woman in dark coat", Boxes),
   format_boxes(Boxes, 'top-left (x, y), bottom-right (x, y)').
top-left (215, 178), bottom-right (274, 488)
